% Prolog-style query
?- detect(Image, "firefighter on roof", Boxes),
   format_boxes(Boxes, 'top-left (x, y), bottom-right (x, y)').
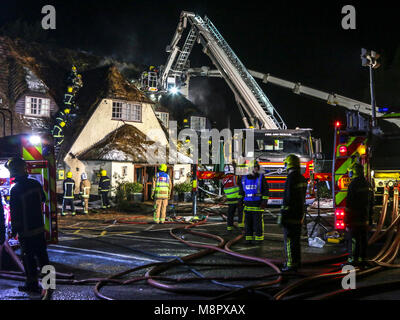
top-left (239, 160), bottom-right (269, 244)
top-left (345, 162), bottom-right (371, 267)
top-left (52, 121), bottom-right (65, 146)
top-left (80, 172), bottom-right (91, 214)
top-left (6, 158), bottom-right (51, 296)
top-left (99, 170), bottom-right (111, 208)
top-left (222, 165), bottom-right (243, 230)
top-left (62, 171), bottom-right (76, 216)
top-left (278, 154), bottom-right (307, 272)
top-left (152, 164), bottom-right (172, 224)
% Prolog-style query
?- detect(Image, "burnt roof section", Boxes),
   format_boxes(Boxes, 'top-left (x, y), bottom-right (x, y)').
top-left (77, 124), bottom-right (165, 163)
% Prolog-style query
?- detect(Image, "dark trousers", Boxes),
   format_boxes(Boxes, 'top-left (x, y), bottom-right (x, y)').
top-left (244, 210), bottom-right (264, 241)
top-left (62, 198), bottom-right (75, 213)
top-left (346, 225), bottom-right (368, 263)
top-left (19, 234), bottom-right (49, 288)
top-left (101, 192), bottom-right (110, 207)
top-left (283, 224), bottom-right (302, 268)
top-left (227, 203), bottom-right (243, 229)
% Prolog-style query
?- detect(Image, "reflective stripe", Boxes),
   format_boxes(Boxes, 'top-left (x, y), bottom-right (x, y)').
top-left (244, 206), bottom-right (264, 212)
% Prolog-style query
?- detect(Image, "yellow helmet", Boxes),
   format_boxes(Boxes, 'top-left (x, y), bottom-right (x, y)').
top-left (101, 170), bottom-right (107, 176)
top-left (60, 121), bottom-right (66, 127)
top-left (67, 86), bottom-right (73, 93)
top-left (72, 66), bottom-right (77, 72)
top-left (158, 164), bottom-right (167, 172)
top-left (284, 154), bottom-right (300, 170)
top-left (66, 171), bottom-right (73, 178)
top-left (64, 108), bottom-right (70, 114)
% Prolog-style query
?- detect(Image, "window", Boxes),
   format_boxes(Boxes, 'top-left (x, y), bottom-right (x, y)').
top-left (190, 116), bottom-right (206, 131)
top-left (25, 96), bottom-right (50, 117)
top-left (112, 101), bottom-right (142, 122)
top-left (155, 112), bottom-right (169, 128)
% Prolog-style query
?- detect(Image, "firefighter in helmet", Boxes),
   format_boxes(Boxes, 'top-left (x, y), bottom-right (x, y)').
top-left (52, 121), bottom-right (66, 146)
top-left (79, 172), bottom-right (91, 214)
top-left (62, 171), bottom-right (76, 216)
top-left (278, 154), bottom-right (307, 272)
top-left (6, 158), bottom-right (51, 296)
top-left (151, 164), bottom-right (172, 224)
top-left (222, 164), bottom-right (243, 230)
top-left (345, 162), bottom-right (370, 267)
top-left (99, 170), bottom-right (111, 208)
top-left (239, 160), bottom-right (269, 244)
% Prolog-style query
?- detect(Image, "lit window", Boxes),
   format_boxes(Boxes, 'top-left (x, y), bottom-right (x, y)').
top-left (25, 96), bottom-right (50, 117)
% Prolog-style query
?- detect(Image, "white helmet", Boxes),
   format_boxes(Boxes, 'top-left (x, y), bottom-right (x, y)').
top-left (224, 165), bottom-right (234, 175)
top-left (81, 172), bottom-right (87, 180)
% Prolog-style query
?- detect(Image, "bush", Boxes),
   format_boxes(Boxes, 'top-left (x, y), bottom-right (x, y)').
top-left (116, 181), bottom-right (143, 202)
top-left (173, 181), bottom-right (192, 194)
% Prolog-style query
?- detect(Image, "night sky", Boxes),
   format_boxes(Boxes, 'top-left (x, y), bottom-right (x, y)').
top-left (1, 0), bottom-right (399, 154)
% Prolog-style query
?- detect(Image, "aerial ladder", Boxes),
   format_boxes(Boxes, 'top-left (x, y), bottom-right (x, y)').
top-left (156, 11), bottom-right (286, 130)
top-left (187, 66), bottom-right (400, 129)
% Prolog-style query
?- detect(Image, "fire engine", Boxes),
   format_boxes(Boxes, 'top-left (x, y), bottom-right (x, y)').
top-left (332, 110), bottom-right (400, 231)
top-left (140, 11), bottom-right (400, 206)
top-left (0, 133), bottom-right (58, 245)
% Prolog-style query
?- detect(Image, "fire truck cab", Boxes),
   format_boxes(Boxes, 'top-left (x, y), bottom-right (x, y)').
top-left (0, 134), bottom-right (58, 245)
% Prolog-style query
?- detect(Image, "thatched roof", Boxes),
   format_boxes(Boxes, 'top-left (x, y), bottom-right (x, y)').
top-left (77, 124), bottom-right (192, 164)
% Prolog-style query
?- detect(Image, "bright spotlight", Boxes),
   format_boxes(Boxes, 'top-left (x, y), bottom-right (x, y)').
top-left (169, 87), bottom-right (179, 94)
top-left (29, 135), bottom-right (41, 145)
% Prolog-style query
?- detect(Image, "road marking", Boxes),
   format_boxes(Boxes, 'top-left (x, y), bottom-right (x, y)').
top-left (48, 245), bottom-right (159, 263)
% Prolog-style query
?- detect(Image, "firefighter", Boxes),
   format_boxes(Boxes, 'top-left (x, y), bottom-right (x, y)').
top-left (79, 172), bottom-right (91, 214)
top-left (5, 158), bottom-right (51, 295)
top-left (62, 171), bottom-right (76, 216)
top-left (239, 160), bottom-right (269, 244)
top-left (222, 165), bottom-right (242, 231)
top-left (99, 170), bottom-right (111, 208)
top-left (52, 121), bottom-right (65, 146)
top-left (151, 164), bottom-right (172, 224)
top-left (345, 162), bottom-right (370, 267)
top-left (278, 154), bottom-right (307, 272)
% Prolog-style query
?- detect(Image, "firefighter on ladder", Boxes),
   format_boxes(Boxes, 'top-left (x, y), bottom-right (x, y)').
top-left (151, 164), bottom-right (172, 224)
top-left (239, 160), bottom-right (269, 244)
top-left (222, 165), bottom-right (243, 230)
top-left (99, 170), bottom-right (111, 208)
top-left (345, 162), bottom-right (370, 267)
top-left (62, 171), bottom-right (76, 216)
top-left (278, 154), bottom-right (307, 272)
top-left (5, 158), bottom-right (52, 298)
top-left (79, 172), bottom-right (91, 214)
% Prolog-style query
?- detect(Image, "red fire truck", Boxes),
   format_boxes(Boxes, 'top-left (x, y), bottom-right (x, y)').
top-left (0, 134), bottom-right (58, 245)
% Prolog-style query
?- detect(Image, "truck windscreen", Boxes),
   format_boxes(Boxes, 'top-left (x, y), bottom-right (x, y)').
top-left (254, 135), bottom-right (310, 156)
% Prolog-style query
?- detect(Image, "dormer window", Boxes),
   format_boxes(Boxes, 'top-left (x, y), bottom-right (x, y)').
top-left (112, 101), bottom-right (142, 122)
top-left (25, 96), bottom-right (50, 117)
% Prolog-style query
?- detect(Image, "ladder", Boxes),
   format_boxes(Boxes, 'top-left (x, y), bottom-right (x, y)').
top-left (173, 27), bottom-right (197, 73)
top-left (202, 17), bottom-right (287, 130)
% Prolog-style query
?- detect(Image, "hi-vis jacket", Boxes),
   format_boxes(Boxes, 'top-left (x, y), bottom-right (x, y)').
top-left (239, 173), bottom-right (269, 211)
top-left (152, 172), bottom-right (172, 199)
top-left (222, 174), bottom-right (241, 204)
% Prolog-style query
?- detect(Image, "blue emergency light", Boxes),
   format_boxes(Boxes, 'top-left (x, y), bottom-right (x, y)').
top-left (378, 107), bottom-right (389, 113)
